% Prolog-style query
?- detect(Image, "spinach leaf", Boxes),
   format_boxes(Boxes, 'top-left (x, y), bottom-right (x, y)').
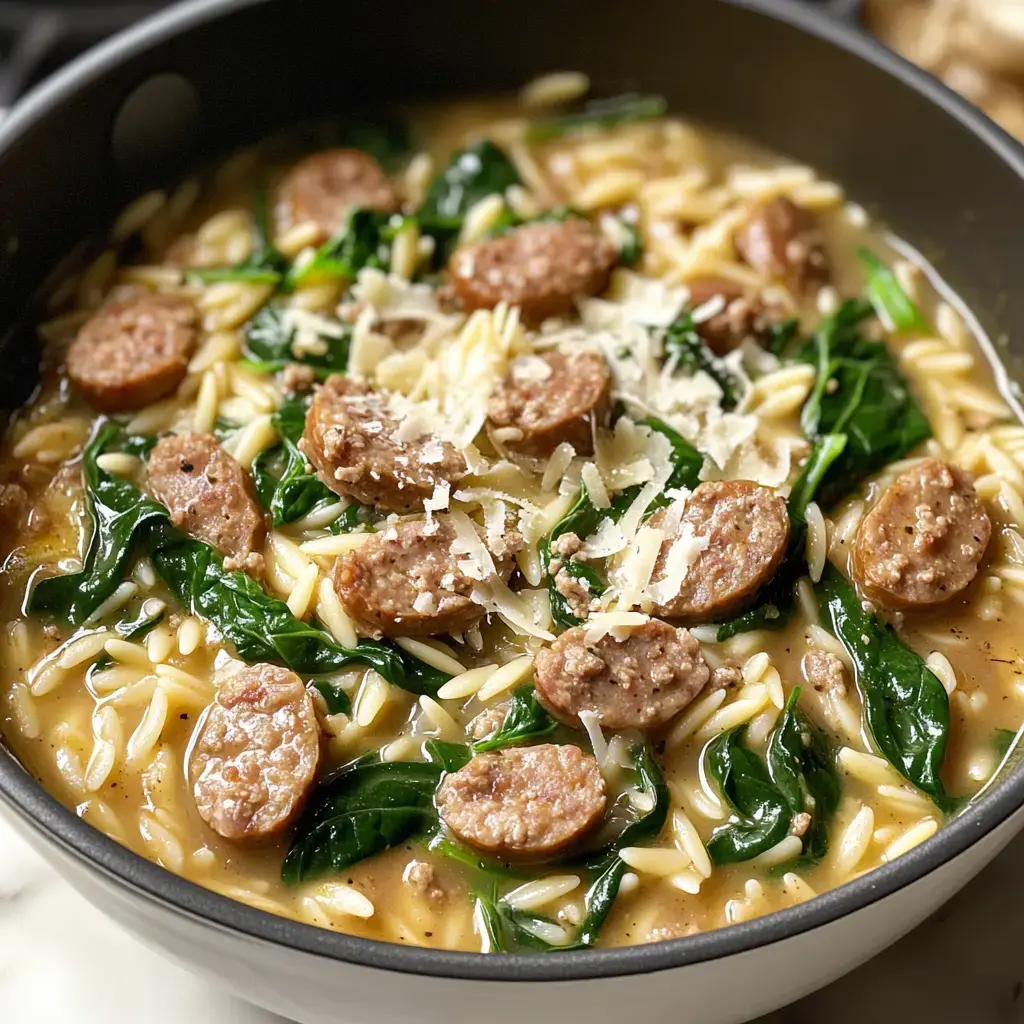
top-left (92, 602), bottom-right (166, 671)
top-left (573, 745), bottom-right (669, 947)
top-left (189, 186), bottom-right (289, 286)
top-left (473, 686), bottom-right (558, 752)
top-left (312, 679), bottom-right (352, 716)
top-left (766, 687), bottom-right (840, 862)
top-left (417, 141), bottom-right (521, 259)
top-left (766, 318), bottom-right (801, 358)
top-left (242, 304), bottom-right (350, 377)
top-left (282, 759), bottom-right (442, 884)
top-left (428, 834), bottom-right (527, 880)
top-left (250, 393), bottom-right (357, 528)
top-left (473, 889), bottom-right (566, 953)
top-left (661, 312), bottom-right (742, 411)
top-left (798, 298), bottom-right (931, 507)
top-left (704, 726), bottom-right (792, 865)
top-left (284, 207), bottom-right (409, 290)
top-left (858, 248), bottom-right (929, 334)
top-left (337, 118), bottom-right (411, 173)
top-left (526, 93), bottom-right (667, 142)
top-left (815, 560), bottom-right (954, 810)
top-left (423, 739), bottom-right (472, 773)
top-left (609, 213), bottom-right (642, 267)
top-left (143, 516), bottom-right (448, 693)
top-left (714, 433), bottom-right (847, 641)
top-left (29, 423), bottom-right (168, 626)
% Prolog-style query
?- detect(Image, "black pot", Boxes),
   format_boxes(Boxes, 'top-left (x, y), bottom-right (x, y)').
top-left (1, 2), bottom-right (1022, 1021)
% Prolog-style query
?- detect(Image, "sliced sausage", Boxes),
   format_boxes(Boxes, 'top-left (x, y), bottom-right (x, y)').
top-left (436, 743), bottom-right (606, 857)
top-left (487, 349), bottom-right (611, 457)
top-left (190, 663), bottom-right (321, 842)
top-left (333, 514), bottom-right (492, 638)
top-left (449, 218), bottom-right (617, 326)
top-left (301, 375), bottom-right (467, 514)
top-left (147, 433), bottom-right (266, 575)
top-left (66, 295), bottom-right (198, 412)
top-left (276, 148), bottom-right (400, 240)
top-left (646, 481), bottom-right (790, 620)
top-left (684, 275), bottom-right (786, 356)
top-left (533, 619), bottom-right (709, 731)
top-left (853, 458), bottom-right (991, 607)
top-left (734, 197), bottom-right (830, 293)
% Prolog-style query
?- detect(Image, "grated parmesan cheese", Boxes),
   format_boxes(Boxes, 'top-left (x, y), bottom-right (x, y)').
top-left (583, 611), bottom-right (650, 644)
top-left (644, 522), bottom-right (709, 607)
top-left (610, 525), bottom-right (665, 611)
top-left (580, 462), bottom-right (610, 508)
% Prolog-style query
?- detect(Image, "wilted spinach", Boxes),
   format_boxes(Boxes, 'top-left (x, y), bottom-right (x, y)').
top-left (766, 688), bottom-right (840, 862)
top-left (417, 141), bottom-right (521, 259)
top-left (798, 298), bottom-right (931, 507)
top-left (423, 739), bottom-right (473, 773)
top-left (473, 686), bottom-right (558, 752)
top-left (282, 758), bottom-right (442, 884)
top-left (571, 745), bottom-right (669, 947)
top-left (526, 93), bottom-right (667, 142)
top-left (661, 311), bottom-right (742, 411)
top-left (312, 679), bottom-right (352, 717)
top-left (242, 304), bottom-right (350, 377)
top-left (858, 248), bottom-right (929, 334)
top-left (704, 727), bottom-right (792, 865)
top-left (815, 560), bottom-right (954, 811)
top-left (189, 186), bottom-right (288, 286)
top-left (250, 393), bottom-right (366, 530)
top-left (29, 423), bottom-right (167, 626)
top-left (284, 207), bottom-right (410, 290)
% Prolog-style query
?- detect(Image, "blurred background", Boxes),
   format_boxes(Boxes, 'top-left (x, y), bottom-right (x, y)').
top-left (4, 1), bottom-right (1024, 139)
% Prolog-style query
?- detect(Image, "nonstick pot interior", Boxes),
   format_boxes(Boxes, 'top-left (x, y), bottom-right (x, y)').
top-left (1, 0), bottom-right (1024, 985)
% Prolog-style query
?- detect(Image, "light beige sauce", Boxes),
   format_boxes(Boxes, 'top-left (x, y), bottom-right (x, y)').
top-left (1, 89), bottom-right (1023, 951)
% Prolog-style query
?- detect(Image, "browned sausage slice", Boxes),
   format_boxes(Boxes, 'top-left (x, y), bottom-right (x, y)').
top-left (190, 664), bottom-right (321, 841)
top-left (333, 515), bottom-right (492, 638)
top-left (853, 458), bottom-right (991, 607)
top-left (66, 295), bottom-right (198, 412)
top-left (147, 433), bottom-right (266, 575)
top-left (276, 148), bottom-right (400, 240)
top-left (533, 619), bottom-right (709, 731)
top-left (436, 744), bottom-right (607, 857)
top-left (449, 218), bottom-right (617, 325)
top-left (685, 275), bottom-right (786, 356)
top-left (646, 481), bottom-right (789, 620)
top-left (734, 197), bottom-right (830, 293)
top-left (487, 349), bottom-right (611, 457)
top-left (301, 376), bottom-right (467, 514)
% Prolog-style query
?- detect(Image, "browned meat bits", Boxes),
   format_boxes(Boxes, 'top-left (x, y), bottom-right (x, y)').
top-left (853, 458), bottom-right (991, 607)
top-left (646, 481), bottom-right (789, 620)
top-left (487, 349), bottom-right (611, 457)
top-left (448, 218), bottom-right (617, 325)
top-left (333, 515), bottom-right (492, 638)
top-left (276, 148), bottom-right (400, 240)
top-left (436, 743), bottom-right (607, 857)
top-left (735, 196), bottom-right (830, 293)
top-left (190, 664), bottom-right (321, 842)
top-left (66, 294), bottom-right (198, 412)
top-left (147, 433), bottom-right (266, 575)
top-left (301, 376), bottom-right (467, 514)
top-left (533, 619), bottom-right (710, 731)
top-left (684, 275), bottom-right (787, 356)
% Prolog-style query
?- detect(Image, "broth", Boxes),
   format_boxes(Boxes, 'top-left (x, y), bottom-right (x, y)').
top-left (1, 81), bottom-right (1023, 951)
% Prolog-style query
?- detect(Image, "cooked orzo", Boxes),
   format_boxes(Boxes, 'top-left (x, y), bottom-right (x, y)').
top-left (1, 79), bottom-right (1022, 952)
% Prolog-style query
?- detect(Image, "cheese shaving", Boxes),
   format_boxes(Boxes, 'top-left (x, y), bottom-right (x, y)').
top-left (471, 576), bottom-right (555, 641)
top-left (580, 462), bottom-right (610, 508)
top-left (448, 510), bottom-right (497, 582)
top-left (611, 525), bottom-right (665, 611)
top-left (644, 523), bottom-right (709, 607)
top-left (582, 611), bottom-right (650, 644)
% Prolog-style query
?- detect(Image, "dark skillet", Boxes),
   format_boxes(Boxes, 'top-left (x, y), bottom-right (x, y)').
top-left (0, 1), bottom-right (1023, 1019)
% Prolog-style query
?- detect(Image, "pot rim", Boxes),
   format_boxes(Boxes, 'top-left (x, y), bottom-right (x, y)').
top-left (2, 0), bottom-right (1024, 984)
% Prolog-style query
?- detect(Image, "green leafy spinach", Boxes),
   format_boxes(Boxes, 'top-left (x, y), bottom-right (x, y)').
top-left (526, 93), bottom-right (667, 142)
top-left (472, 686), bottom-right (558, 752)
top-left (815, 560), bottom-right (954, 810)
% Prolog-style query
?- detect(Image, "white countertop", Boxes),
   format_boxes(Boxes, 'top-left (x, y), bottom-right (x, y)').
top-left (2, 812), bottom-right (1021, 1024)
